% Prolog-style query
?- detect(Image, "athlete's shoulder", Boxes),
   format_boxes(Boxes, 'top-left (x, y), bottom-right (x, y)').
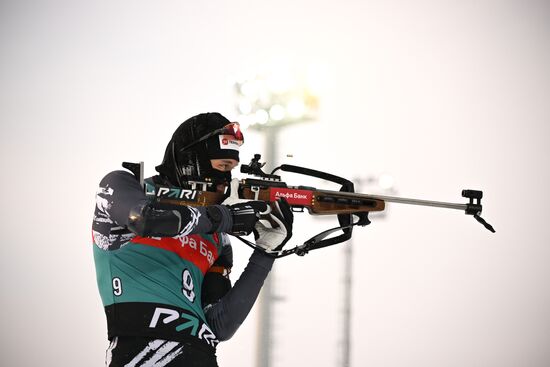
top-left (97, 170), bottom-right (144, 201)
top-left (99, 170), bottom-right (137, 187)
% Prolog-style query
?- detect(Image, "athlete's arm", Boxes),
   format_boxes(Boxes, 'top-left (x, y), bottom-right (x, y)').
top-left (203, 199), bottom-right (293, 341)
top-left (203, 249), bottom-right (275, 341)
top-left (98, 170), bottom-right (231, 237)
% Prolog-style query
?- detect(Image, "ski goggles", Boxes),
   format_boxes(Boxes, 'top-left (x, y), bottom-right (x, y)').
top-left (179, 122), bottom-right (244, 152)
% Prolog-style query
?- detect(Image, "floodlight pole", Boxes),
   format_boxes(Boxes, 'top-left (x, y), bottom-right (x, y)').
top-left (342, 235), bottom-right (353, 367)
top-left (256, 126), bottom-right (279, 367)
top-left (255, 120), bottom-right (312, 367)
top-left (340, 178), bottom-right (395, 367)
top-left (233, 72), bottom-right (319, 367)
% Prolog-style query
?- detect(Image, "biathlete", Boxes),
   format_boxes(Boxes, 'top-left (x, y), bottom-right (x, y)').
top-left (92, 112), bottom-right (293, 366)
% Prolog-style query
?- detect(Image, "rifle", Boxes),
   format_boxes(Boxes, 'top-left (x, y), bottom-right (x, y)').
top-left (122, 154), bottom-right (494, 258)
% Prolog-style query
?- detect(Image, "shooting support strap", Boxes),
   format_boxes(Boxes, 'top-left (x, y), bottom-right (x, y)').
top-left (232, 214), bottom-right (369, 258)
top-left (233, 163), bottom-right (371, 258)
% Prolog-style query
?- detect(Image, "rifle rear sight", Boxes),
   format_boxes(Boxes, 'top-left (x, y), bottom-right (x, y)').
top-left (240, 154), bottom-right (282, 181)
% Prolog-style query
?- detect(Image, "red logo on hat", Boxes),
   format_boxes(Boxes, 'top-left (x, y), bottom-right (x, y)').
top-left (222, 138), bottom-right (228, 145)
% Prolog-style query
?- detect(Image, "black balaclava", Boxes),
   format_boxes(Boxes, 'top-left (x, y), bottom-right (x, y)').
top-left (155, 112), bottom-right (240, 187)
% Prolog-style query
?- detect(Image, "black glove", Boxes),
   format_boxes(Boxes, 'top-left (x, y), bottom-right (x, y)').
top-left (228, 201), bottom-right (269, 235)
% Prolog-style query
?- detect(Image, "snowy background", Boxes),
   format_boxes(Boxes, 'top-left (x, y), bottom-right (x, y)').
top-left (1, 0), bottom-right (549, 366)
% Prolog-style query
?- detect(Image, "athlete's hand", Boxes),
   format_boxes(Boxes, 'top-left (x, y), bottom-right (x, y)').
top-left (228, 201), bottom-right (269, 235)
top-left (254, 198), bottom-right (293, 252)
top-left (223, 179), bottom-right (270, 235)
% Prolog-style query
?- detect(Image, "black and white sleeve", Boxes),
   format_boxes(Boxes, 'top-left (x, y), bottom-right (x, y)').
top-left (96, 170), bottom-right (232, 237)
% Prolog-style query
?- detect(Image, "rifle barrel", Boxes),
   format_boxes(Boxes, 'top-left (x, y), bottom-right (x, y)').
top-left (363, 194), bottom-right (468, 211)
top-left (316, 190), bottom-right (468, 211)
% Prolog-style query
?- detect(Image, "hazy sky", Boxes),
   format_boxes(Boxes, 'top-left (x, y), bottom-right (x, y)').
top-left (1, 0), bottom-right (549, 366)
